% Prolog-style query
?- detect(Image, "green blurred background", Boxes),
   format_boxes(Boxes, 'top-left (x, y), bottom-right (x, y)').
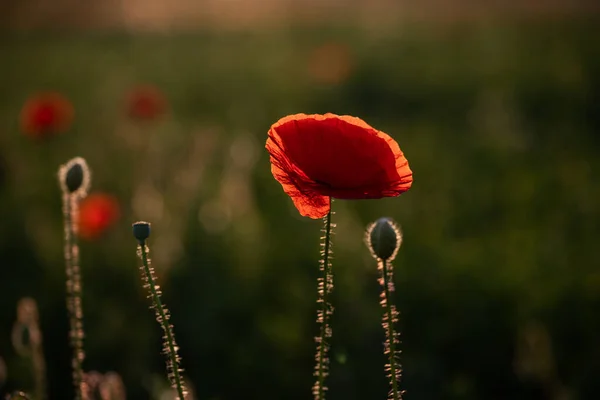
top-left (1, 2), bottom-right (600, 399)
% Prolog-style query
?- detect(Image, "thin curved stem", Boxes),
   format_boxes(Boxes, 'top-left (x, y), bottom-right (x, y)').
top-left (137, 243), bottom-right (186, 400)
top-left (313, 199), bottom-right (334, 400)
top-left (378, 259), bottom-right (402, 400)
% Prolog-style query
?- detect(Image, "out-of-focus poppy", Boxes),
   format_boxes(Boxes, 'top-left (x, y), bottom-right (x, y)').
top-left (307, 42), bottom-right (353, 85)
top-left (126, 85), bottom-right (166, 121)
top-left (78, 193), bottom-right (120, 240)
top-left (266, 113), bottom-right (413, 218)
top-left (20, 92), bottom-right (74, 139)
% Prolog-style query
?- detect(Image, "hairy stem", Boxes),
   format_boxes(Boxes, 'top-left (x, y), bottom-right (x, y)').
top-left (378, 259), bottom-right (402, 400)
top-left (313, 200), bottom-right (334, 400)
top-left (137, 243), bottom-right (186, 400)
top-left (62, 194), bottom-right (84, 400)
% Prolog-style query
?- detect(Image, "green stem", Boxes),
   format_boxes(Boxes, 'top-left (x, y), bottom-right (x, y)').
top-left (314, 199), bottom-right (334, 400)
top-left (138, 243), bottom-right (186, 400)
top-left (62, 194), bottom-right (84, 400)
top-left (379, 259), bottom-right (401, 400)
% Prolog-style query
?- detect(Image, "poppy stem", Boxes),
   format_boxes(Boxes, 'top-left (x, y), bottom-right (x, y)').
top-left (11, 299), bottom-right (47, 400)
top-left (136, 241), bottom-right (187, 400)
top-left (61, 193), bottom-right (85, 400)
top-left (378, 259), bottom-right (402, 400)
top-left (313, 199), bottom-right (334, 400)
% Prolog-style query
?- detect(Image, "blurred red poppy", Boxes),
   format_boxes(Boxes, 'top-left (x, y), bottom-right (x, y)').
top-left (78, 194), bottom-right (120, 240)
top-left (307, 42), bottom-right (353, 85)
top-left (20, 92), bottom-right (74, 139)
top-left (126, 85), bottom-right (166, 121)
top-left (266, 113), bottom-right (413, 218)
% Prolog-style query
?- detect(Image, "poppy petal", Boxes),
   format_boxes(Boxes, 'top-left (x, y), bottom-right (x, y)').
top-left (266, 113), bottom-right (412, 218)
top-left (20, 92), bottom-right (74, 139)
top-left (78, 194), bottom-right (120, 240)
top-left (270, 162), bottom-right (330, 218)
top-left (126, 85), bottom-right (166, 121)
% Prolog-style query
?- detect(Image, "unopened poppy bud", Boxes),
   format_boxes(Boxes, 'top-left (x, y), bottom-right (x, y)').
top-left (65, 163), bottom-right (84, 192)
top-left (11, 322), bottom-right (41, 356)
top-left (366, 217), bottom-right (402, 261)
top-left (16, 297), bottom-right (39, 325)
top-left (132, 221), bottom-right (151, 243)
top-left (58, 157), bottom-right (91, 196)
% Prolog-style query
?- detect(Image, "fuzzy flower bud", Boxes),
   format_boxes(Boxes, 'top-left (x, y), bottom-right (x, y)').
top-left (366, 217), bottom-right (402, 261)
top-left (58, 157), bottom-right (91, 197)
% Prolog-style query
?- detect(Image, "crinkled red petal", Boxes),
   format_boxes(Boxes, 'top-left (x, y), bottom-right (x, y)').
top-left (266, 113), bottom-right (412, 218)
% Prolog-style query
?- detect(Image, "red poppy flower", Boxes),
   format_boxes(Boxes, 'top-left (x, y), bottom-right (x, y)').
top-left (126, 85), bottom-right (166, 121)
top-left (266, 113), bottom-right (413, 218)
top-left (20, 92), bottom-right (74, 139)
top-left (78, 193), bottom-right (120, 240)
top-left (307, 42), bottom-right (353, 85)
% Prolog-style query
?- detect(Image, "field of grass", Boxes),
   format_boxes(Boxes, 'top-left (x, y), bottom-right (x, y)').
top-left (0, 17), bottom-right (599, 400)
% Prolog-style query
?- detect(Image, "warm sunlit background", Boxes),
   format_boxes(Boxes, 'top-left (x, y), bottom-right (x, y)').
top-left (1, 1), bottom-right (599, 399)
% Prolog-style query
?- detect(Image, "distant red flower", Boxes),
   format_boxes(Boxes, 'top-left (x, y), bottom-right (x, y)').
top-left (266, 113), bottom-right (413, 218)
top-left (78, 193), bottom-right (120, 240)
top-left (307, 42), bottom-right (353, 85)
top-left (126, 85), bottom-right (166, 121)
top-left (20, 92), bottom-right (74, 139)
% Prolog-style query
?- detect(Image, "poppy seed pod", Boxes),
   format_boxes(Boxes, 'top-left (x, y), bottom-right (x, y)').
top-left (132, 221), bottom-right (151, 243)
top-left (366, 218), bottom-right (402, 261)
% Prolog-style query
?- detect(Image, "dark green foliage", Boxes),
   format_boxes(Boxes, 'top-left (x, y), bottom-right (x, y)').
top-left (0, 18), bottom-right (599, 400)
